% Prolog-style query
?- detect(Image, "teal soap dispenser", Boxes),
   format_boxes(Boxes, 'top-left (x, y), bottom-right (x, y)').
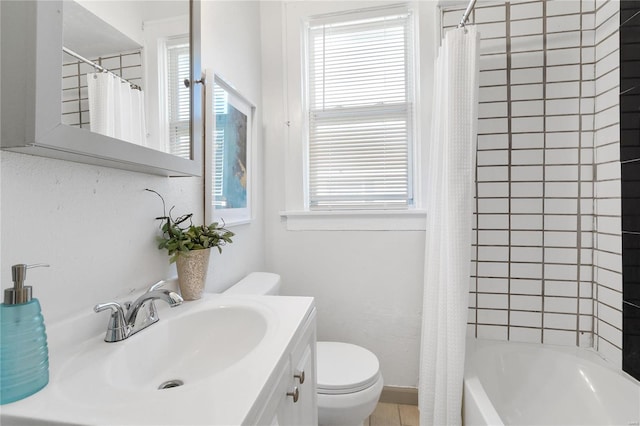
top-left (0, 263), bottom-right (50, 404)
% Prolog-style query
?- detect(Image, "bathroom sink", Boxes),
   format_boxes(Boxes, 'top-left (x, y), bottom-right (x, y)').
top-left (2, 293), bottom-right (315, 425)
top-left (57, 302), bottom-right (270, 403)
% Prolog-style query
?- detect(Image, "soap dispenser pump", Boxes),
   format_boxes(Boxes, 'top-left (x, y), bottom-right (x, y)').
top-left (0, 264), bottom-right (50, 404)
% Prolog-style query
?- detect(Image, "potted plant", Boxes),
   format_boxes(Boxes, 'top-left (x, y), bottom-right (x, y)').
top-left (147, 189), bottom-right (234, 300)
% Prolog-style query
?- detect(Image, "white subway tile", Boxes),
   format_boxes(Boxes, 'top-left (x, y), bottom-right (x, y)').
top-left (512, 149), bottom-right (544, 165)
top-left (545, 230), bottom-right (579, 247)
top-left (477, 325), bottom-right (508, 340)
top-left (481, 37), bottom-right (507, 55)
top-left (546, 81), bottom-right (580, 99)
top-left (478, 102), bottom-right (508, 119)
top-left (511, 262), bottom-right (543, 279)
top-left (546, 148), bottom-right (580, 164)
top-left (510, 2), bottom-right (543, 20)
top-left (546, 48), bottom-right (581, 66)
top-left (545, 182), bottom-right (579, 197)
top-left (595, 198), bottom-right (621, 217)
top-left (511, 51), bottom-right (544, 69)
top-left (545, 132), bottom-right (580, 148)
top-left (480, 70), bottom-right (509, 87)
top-left (510, 18), bottom-right (543, 37)
top-left (477, 261), bottom-right (510, 278)
top-left (511, 230), bottom-right (543, 246)
top-left (597, 285), bottom-right (622, 311)
top-left (597, 302), bottom-right (622, 329)
top-left (478, 182), bottom-right (510, 198)
top-left (512, 133), bottom-right (544, 149)
top-left (596, 217), bottom-right (621, 236)
top-left (511, 34), bottom-right (544, 52)
top-left (511, 198), bottom-right (543, 213)
top-left (477, 246), bottom-right (510, 262)
top-left (547, 14), bottom-right (581, 32)
top-left (547, 31), bottom-right (582, 50)
top-left (511, 182), bottom-right (544, 197)
top-left (546, 65), bottom-right (581, 83)
top-left (511, 83), bottom-right (544, 100)
top-left (545, 198), bottom-right (578, 214)
top-left (511, 294), bottom-right (542, 311)
top-left (477, 278), bottom-right (509, 293)
top-left (478, 230), bottom-right (509, 245)
top-left (478, 134), bottom-right (509, 150)
top-left (596, 267), bottom-right (622, 292)
top-left (545, 280), bottom-right (578, 297)
top-left (511, 279), bottom-right (543, 295)
top-left (480, 54), bottom-right (507, 71)
top-left (546, 0), bottom-right (581, 16)
top-left (511, 165), bottom-right (543, 181)
top-left (595, 161), bottom-right (620, 181)
top-left (509, 327), bottom-right (543, 343)
top-left (545, 165), bottom-right (579, 180)
top-left (544, 313), bottom-right (578, 330)
top-left (582, 47), bottom-right (595, 64)
top-left (582, 64), bottom-right (596, 81)
top-left (510, 311), bottom-right (542, 327)
top-left (479, 85), bottom-right (508, 102)
top-left (477, 309), bottom-right (509, 325)
top-left (512, 214), bottom-right (543, 230)
top-left (545, 296), bottom-right (578, 314)
top-left (478, 292), bottom-right (509, 309)
top-left (511, 246), bottom-right (543, 262)
top-left (478, 213), bottom-right (510, 229)
top-left (596, 233), bottom-right (621, 254)
top-left (477, 22), bottom-right (507, 39)
top-left (511, 100), bottom-right (544, 117)
top-left (595, 179), bottom-right (621, 198)
top-left (544, 215), bottom-right (578, 232)
top-left (543, 329), bottom-right (577, 345)
top-left (479, 118), bottom-right (509, 134)
top-left (544, 264), bottom-right (578, 281)
top-left (477, 197), bottom-right (509, 213)
top-left (546, 98), bottom-right (580, 115)
top-left (477, 149), bottom-right (509, 165)
top-left (477, 165), bottom-right (509, 181)
top-left (546, 115), bottom-right (580, 132)
top-left (475, 5), bottom-right (506, 23)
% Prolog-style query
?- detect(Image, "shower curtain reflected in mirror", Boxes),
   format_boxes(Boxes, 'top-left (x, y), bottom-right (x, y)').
top-left (419, 25), bottom-right (479, 426)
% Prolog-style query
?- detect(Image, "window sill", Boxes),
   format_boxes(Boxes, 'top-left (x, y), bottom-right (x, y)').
top-left (279, 209), bottom-right (427, 231)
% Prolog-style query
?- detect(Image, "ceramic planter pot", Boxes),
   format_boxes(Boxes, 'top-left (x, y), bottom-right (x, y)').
top-left (175, 248), bottom-right (211, 300)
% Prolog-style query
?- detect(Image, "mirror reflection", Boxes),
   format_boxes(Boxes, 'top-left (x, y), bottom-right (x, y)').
top-left (61, 0), bottom-right (191, 159)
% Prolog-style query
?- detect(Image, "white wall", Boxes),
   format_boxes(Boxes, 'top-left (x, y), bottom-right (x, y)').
top-left (0, 1), bottom-right (264, 326)
top-left (261, 1), bottom-right (439, 388)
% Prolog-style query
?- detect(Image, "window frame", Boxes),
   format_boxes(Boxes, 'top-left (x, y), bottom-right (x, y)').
top-left (280, 1), bottom-right (426, 231)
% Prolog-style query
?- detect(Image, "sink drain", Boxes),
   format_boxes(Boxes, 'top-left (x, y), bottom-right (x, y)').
top-left (158, 379), bottom-right (184, 390)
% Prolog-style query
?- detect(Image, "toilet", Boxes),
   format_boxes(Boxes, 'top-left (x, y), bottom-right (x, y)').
top-left (225, 272), bottom-right (384, 426)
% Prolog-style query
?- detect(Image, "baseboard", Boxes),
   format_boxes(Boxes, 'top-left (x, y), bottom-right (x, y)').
top-left (379, 386), bottom-right (418, 406)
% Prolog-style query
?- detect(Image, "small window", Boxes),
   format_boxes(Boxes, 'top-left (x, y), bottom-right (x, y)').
top-left (305, 6), bottom-right (416, 210)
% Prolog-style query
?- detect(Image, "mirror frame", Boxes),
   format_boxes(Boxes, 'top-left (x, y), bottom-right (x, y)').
top-left (0, 0), bottom-right (202, 177)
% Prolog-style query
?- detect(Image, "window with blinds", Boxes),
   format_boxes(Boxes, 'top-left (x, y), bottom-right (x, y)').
top-left (167, 40), bottom-right (191, 159)
top-left (306, 6), bottom-right (416, 210)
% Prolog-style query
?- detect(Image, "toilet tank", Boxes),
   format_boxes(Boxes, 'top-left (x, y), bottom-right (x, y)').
top-left (224, 272), bottom-right (281, 295)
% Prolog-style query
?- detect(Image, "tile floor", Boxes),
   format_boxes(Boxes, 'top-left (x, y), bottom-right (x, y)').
top-left (366, 402), bottom-right (419, 426)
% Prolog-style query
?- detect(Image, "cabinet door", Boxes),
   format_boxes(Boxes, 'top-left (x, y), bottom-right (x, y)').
top-left (291, 343), bottom-right (317, 425)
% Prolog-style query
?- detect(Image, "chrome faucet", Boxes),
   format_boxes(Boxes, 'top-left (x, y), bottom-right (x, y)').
top-left (94, 280), bottom-right (183, 342)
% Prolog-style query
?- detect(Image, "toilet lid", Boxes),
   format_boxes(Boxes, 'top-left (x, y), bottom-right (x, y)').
top-left (316, 341), bottom-right (381, 395)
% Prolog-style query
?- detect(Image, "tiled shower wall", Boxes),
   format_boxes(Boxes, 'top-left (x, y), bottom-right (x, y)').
top-left (443, 0), bottom-right (623, 364)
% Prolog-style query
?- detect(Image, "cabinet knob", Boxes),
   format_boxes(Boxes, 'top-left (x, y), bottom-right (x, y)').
top-left (287, 386), bottom-right (299, 403)
top-left (294, 369), bottom-right (305, 384)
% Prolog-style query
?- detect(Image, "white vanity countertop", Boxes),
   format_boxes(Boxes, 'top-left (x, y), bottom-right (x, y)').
top-left (1, 294), bottom-right (315, 426)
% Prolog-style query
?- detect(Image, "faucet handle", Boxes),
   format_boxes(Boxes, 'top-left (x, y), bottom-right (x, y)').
top-left (147, 279), bottom-right (167, 292)
top-left (94, 302), bottom-right (129, 342)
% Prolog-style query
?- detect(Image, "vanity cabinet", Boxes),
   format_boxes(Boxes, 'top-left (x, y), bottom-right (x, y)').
top-left (257, 309), bottom-right (318, 426)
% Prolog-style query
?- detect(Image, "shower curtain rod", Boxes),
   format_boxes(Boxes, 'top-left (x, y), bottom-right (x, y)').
top-left (62, 46), bottom-right (141, 90)
top-left (457, 0), bottom-right (478, 28)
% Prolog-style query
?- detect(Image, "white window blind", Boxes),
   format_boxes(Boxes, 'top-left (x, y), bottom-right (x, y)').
top-left (167, 41), bottom-right (190, 159)
top-left (212, 82), bottom-right (228, 207)
top-left (306, 7), bottom-right (415, 210)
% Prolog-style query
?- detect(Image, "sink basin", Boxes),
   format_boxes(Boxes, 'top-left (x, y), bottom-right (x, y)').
top-left (2, 293), bottom-right (315, 426)
top-left (58, 303), bottom-right (269, 403)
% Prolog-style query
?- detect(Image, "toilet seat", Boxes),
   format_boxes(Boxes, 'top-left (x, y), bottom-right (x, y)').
top-left (317, 341), bottom-right (381, 395)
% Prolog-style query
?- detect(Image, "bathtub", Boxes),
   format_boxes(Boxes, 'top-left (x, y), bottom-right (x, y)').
top-left (463, 339), bottom-right (640, 426)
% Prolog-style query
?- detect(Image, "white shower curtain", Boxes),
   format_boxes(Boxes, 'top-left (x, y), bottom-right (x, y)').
top-left (419, 26), bottom-right (479, 426)
top-left (87, 72), bottom-right (147, 147)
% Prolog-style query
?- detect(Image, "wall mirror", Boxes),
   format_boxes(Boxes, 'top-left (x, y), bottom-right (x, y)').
top-left (1, 0), bottom-right (202, 177)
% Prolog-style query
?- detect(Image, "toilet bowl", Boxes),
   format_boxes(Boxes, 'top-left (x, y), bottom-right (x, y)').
top-left (224, 273), bottom-right (383, 426)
